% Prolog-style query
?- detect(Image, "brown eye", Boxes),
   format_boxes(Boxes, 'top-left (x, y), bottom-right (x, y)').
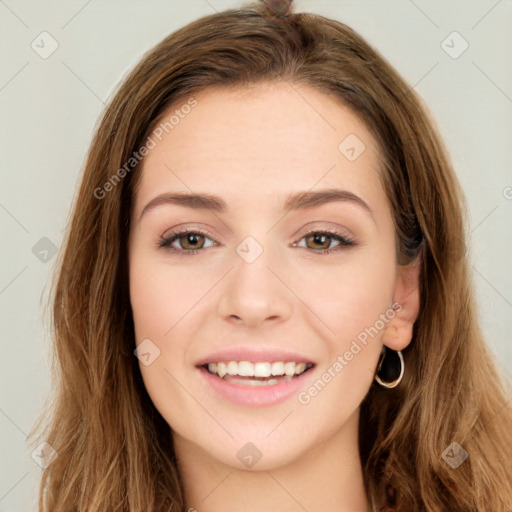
top-left (295, 230), bottom-right (355, 254)
top-left (305, 233), bottom-right (333, 251)
top-left (159, 230), bottom-right (216, 253)
top-left (178, 232), bottom-right (205, 250)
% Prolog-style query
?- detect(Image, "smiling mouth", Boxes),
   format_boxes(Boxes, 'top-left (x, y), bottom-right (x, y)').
top-left (202, 360), bottom-right (314, 386)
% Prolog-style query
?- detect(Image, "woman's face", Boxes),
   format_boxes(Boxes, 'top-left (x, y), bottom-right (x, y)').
top-left (128, 82), bottom-right (407, 470)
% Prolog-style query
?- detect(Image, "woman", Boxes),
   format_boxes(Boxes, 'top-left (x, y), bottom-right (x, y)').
top-left (29, 1), bottom-right (512, 510)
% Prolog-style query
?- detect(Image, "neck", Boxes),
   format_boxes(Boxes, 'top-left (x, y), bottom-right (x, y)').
top-left (173, 410), bottom-right (371, 512)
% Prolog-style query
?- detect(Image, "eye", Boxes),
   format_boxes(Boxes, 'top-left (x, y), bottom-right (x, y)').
top-left (158, 229), bottom-right (216, 254)
top-left (294, 229), bottom-right (355, 254)
top-left (158, 228), bottom-right (355, 256)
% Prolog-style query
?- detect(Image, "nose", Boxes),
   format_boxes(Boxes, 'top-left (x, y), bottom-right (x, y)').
top-left (216, 242), bottom-right (294, 329)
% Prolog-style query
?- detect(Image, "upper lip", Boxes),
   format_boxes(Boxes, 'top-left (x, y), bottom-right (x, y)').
top-left (195, 347), bottom-right (315, 366)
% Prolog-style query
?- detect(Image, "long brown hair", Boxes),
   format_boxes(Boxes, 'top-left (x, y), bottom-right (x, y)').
top-left (29, 2), bottom-right (512, 510)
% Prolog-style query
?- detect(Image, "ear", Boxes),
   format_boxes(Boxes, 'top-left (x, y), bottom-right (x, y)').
top-left (382, 257), bottom-right (421, 351)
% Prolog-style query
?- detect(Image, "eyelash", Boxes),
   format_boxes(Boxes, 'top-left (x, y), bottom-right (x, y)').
top-left (157, 228), bottom-right (355, 256)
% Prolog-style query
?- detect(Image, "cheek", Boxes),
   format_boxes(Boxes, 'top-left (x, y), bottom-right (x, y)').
top-left (129, 253), bottom-right (196, 408)
top-left (129, 253), bottom-right (203, 423)
top-left (129, 254), bottom-right (204, 342)
top-left (291, 249), bottom-right (396, 341)
top-left (130, 267), bottom-right (167, 342)
top-left (291, 255), bottom-right (395, 419)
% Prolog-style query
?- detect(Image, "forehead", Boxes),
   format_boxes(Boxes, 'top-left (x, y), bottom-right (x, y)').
top-left (134, 82), bottom-right (384, 213)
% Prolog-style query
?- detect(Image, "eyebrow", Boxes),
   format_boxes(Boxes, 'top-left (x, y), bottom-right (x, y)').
top-left (139, 188), bottom-right (373, 221)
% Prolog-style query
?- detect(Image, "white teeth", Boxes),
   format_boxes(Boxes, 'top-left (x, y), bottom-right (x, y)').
top-left (232, 377), bottom-right (285, 386)
top-left (216, 362), bottom-right (227, 378)
top-left (238, 361), bottom-right (253, 376)
top-left (284, 362), bottom-right (296, 376)
top-left (271, 361), bottom-right (285, 376)
top-left (254, 362), bottom-right (272, 377)
top-left (294, 363), bottom-right (306, 375)
top-left (226, 361), bottom-right (238, 375)
top-left (205, 360), bottom-right (312, 379)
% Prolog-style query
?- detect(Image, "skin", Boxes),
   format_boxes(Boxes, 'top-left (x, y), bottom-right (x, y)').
top-left (128, 82), bottom-right (420, 512)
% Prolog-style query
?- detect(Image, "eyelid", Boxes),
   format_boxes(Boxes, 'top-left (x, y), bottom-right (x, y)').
top-left (296, 223), bottom-right (354, 241)
top-left (293, 227), bottom-right (355, 251)
top-left (161, 226), bottom-right (218, 242)
top-left (160, 225), bottom-right (354, 243)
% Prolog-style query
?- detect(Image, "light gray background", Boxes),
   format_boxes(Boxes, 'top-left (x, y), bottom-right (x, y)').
top-left (1, 1), bottom-right (511, 509)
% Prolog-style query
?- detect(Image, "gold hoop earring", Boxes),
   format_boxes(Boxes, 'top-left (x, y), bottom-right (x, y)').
top-left (374, 346), bottom-right (404, 389)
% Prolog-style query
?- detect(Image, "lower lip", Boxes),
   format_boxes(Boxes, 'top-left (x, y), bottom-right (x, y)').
top-left (198, 366), bottom-right (313, 407)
